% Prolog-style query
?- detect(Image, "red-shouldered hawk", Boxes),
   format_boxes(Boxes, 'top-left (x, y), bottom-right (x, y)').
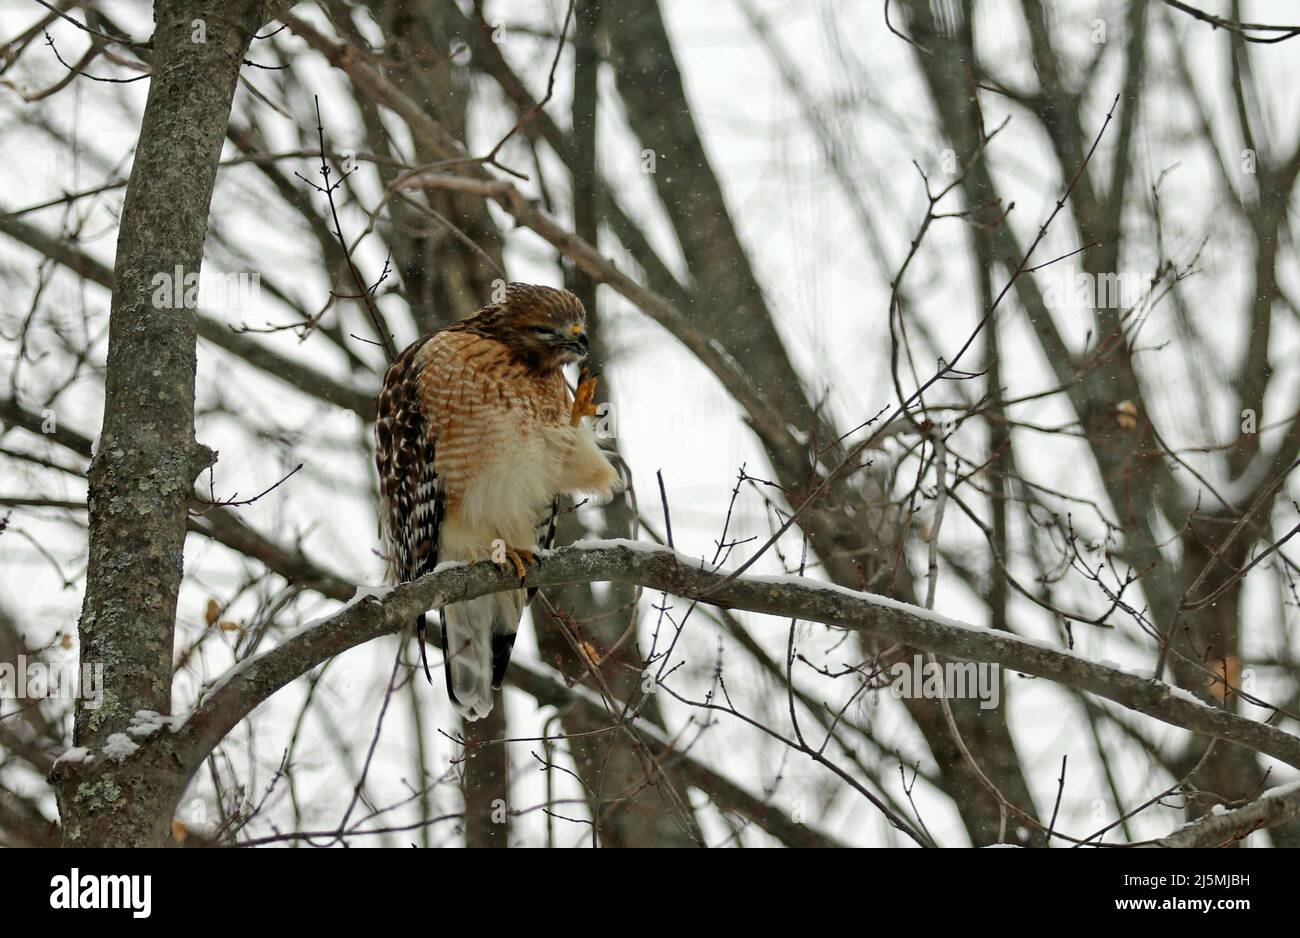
top-left (375, 283), bottom-right (618, 721)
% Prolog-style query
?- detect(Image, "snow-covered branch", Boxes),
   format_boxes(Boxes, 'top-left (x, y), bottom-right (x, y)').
top-left (174, 540), bottom-right (1300, 782)
top-left (1149, 782), bottom-right (1300, 848)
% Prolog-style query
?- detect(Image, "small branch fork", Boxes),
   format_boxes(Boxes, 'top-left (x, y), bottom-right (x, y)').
top-left (1160, 0), bottom-right (1300, 44)
top-left (295, 96), bottom-right (397, 362)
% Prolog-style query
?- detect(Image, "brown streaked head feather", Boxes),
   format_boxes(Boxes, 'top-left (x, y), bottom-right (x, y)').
top-left (450, 282), bottom-right (589, 373)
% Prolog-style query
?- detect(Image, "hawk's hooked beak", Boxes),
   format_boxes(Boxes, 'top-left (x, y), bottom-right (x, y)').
top-left (565, 326), bottom-right (589, 358)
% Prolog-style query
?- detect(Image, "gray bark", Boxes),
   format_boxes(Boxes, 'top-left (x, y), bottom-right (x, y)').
top-left (53, 0), bottom-right (279, 848)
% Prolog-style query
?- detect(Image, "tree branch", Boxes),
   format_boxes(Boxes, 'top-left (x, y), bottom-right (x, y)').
top-left (1147, 782), bottom-right (1300, 847)
top-left (161, 542), bottom-right (1300, 832)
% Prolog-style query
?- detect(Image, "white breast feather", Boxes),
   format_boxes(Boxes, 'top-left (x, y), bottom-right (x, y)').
top-left (441, 421), bottom-right (616, 562)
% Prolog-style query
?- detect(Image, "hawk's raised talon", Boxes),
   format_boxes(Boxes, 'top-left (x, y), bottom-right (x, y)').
top-left (570, 371), bottom-right (600, 426)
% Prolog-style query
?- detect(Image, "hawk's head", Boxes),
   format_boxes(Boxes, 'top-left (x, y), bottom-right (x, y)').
top-left (465, 282), bottom-right (589, 372)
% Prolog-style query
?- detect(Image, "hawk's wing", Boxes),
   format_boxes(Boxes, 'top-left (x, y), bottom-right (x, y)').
top-left (375, 336), bottom-right (443, 682)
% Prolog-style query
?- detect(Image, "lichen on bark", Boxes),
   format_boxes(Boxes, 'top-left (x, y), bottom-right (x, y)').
top-left (53, 0), bottom-right (285, 848)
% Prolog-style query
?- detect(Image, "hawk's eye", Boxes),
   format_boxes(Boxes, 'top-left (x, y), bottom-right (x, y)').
top-left (533, 326), bottom-right (557, 337)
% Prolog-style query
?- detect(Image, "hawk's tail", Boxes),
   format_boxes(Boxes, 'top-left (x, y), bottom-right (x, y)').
top-left (415, 613), bottom-right (434, 685)
top-left (441, 589), bottom-right (524, 722)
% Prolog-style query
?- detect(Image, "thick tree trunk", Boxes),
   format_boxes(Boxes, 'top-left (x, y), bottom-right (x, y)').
top-left (53, 0), bottom-right (272, 847)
